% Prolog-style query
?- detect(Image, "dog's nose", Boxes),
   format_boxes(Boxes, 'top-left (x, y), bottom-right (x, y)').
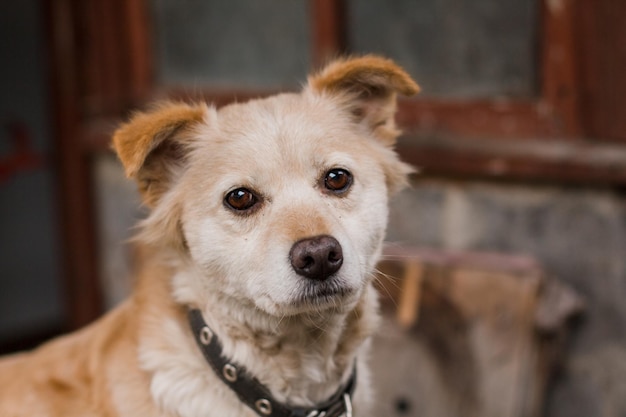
top-left (290, 235), bottom-right (343, 281)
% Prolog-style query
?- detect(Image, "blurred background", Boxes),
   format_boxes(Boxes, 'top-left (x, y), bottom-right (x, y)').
top-left (1, 0), bottom-right (625, 416)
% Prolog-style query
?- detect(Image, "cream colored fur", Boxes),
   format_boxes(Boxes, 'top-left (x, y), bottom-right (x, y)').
top-left (0, 56), bottom-right (418, 417)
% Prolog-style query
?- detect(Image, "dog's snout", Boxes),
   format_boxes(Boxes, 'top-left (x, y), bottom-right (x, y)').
top-left (290, 235), bottom-right (343, 281)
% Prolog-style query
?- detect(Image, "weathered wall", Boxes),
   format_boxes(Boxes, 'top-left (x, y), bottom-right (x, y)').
top-left (387, 179), bottom-right (626, 416)
top-left (93, 156), bottom-right (143, 309)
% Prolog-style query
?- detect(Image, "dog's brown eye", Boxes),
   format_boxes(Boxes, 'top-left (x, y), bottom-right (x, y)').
top-left (225, 188), bottom-right (258, 211)
top-left (324, 168), bottom-right (352, 193)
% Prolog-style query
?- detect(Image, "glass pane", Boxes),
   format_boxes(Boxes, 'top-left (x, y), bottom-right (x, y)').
top-left (348, 0), bottom-right (538, 98)
top-left (152, 0), bottom-right (311, 89)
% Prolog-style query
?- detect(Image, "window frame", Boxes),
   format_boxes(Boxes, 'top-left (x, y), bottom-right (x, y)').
top-left (45, 0), bottom-right (626, 327)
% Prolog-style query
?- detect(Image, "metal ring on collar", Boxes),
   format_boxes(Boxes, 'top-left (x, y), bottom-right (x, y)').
top-left (342, 393), bottom-right (353, 417)
top-left (199, 326), bottom-right (213, 345)
top-left (255, 398), bottom-right (272, 415)
top-left (223, 363), bottom-right (238, 382)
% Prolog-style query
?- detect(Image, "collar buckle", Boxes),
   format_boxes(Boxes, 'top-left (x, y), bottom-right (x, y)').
top-left (306, 392), bottom-right (352, 417)
top-left (341, 393), bottom-right (353, 417)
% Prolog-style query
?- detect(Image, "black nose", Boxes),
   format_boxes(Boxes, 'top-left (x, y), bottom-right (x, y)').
top-left (290, 235), bottom-right (343, 281)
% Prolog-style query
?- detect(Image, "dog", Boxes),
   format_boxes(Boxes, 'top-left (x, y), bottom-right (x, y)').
top-left (0, 55), bottom-right (419, 417)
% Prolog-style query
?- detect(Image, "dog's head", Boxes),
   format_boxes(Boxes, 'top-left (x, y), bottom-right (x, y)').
top-left (113, 56), bottom-right (418, 316)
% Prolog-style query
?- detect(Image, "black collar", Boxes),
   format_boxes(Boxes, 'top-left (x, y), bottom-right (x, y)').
top-left (187, 309), bottom-right (356, 417)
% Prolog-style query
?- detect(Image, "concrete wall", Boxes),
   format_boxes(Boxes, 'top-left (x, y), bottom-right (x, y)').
top-left (388, 179), bottom-right (626, 416)
top-left (93, 156), bottom-right (143, 309)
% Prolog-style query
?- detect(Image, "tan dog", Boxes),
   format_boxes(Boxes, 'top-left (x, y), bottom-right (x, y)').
top-left (0, 56), bottom-right (418, 417)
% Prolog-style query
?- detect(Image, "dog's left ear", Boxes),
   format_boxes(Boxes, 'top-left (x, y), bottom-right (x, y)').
top-left (112, 101), bottom-right (208, 207)
top-left (307, 55), bottom-right (420, 145)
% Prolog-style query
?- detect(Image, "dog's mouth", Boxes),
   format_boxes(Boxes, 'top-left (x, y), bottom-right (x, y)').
top-left (293, 280), bottom-right (355, 307)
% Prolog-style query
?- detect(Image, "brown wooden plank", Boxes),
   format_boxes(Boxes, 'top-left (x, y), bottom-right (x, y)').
top-left (576, 0), bottom-right (626, 142)
top-left (540, 0), bottom-right (584, 137)
top-left (80, 0), bottom-right (153, 115)
top-left (123, 0), bottom-right (154, 104)
top-left (310, 0), bottom-right (347, 67)
top-left (397, 137), bottom-right (626, 185)
top-left (86, 0), bottom-right (125, 113)
top-left (45, 0), bottom-right (104, 329)
top-left (397, 99), bottom-right (564, 139)
top-left (396, 261), bottom-right (424, 329)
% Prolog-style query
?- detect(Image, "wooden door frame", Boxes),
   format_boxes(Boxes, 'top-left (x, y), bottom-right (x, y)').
top-left (45, 0), bottom-right (154, 328)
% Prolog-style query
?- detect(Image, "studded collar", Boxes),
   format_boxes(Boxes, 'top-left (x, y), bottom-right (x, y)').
top-left (187, 309), bottom-right (356, 417)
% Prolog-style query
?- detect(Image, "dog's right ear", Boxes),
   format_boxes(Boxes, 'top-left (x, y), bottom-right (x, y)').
top-left (112, 102), bottom-right (208, 207)
top-left (307, 55), bottom-right (419, 145)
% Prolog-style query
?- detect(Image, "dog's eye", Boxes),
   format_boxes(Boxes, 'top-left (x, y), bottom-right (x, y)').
top-left (324, 168), bottom-right (353, 193)
top-left (225, 188), bottom-right (258, 211)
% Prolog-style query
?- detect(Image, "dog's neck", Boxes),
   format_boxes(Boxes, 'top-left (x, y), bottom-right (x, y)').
top-left (180, 265), bottom-right (379, 405)
top-left (135, 253), bottom-right (379, 414)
